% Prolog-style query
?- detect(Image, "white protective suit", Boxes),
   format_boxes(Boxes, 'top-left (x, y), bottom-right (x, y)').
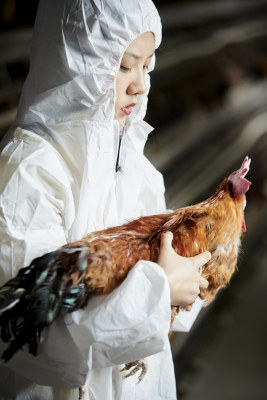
top-left (0, 0), bottom-right (178, 399)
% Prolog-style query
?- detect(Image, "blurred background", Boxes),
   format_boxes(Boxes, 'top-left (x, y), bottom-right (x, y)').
top-left (0, 0), bottom-right (267, 399)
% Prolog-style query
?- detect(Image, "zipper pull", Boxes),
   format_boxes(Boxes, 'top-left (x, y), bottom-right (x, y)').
top-left (115, 127), bottom-right (125, 172)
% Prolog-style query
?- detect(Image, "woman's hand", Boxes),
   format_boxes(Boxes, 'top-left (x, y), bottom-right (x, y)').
top-left (157, 232), bottom-right (210, 309)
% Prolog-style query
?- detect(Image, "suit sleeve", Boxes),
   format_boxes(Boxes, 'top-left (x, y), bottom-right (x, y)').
top-left (65, 260), bottom-right (171, 369)
top-left (0, 135), bottom-right (78, 387)
top-left (0, 137), bottom-right (172, 389)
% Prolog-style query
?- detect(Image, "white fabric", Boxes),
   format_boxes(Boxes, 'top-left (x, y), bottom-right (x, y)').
top-left (0, 0), bottom-right (177, 399)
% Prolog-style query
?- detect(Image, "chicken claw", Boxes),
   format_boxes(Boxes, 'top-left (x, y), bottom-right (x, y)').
top-left (120, 359), bottom-right (147, 383)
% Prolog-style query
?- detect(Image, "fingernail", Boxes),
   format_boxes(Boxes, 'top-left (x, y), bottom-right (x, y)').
top-left (164, 231), bottom-right (172, 239)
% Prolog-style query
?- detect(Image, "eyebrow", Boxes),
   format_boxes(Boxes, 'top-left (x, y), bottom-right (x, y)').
top-left (124, 51), bottom-right (154, 60)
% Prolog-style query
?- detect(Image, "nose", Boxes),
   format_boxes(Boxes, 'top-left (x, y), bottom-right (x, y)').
top-left (127, 71), bottom-right (146, 96)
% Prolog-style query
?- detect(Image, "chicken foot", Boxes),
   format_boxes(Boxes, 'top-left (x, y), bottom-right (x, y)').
top-left (120, 359), bottom-right (147, 383)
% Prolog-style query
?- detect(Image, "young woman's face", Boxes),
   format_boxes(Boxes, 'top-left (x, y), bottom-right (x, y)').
top-left (114, 32), bottom-right (155, 130)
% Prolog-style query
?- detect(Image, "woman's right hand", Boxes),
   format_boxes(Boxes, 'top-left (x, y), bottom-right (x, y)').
top-left (157, 232), bottom-right (210, 309)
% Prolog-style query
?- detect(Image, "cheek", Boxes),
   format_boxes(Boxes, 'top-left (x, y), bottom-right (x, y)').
top-left (115, 73), bottom-right (129, 104)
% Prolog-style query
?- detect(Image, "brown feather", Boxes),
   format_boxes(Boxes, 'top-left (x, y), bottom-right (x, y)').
top-left (0, 163), bottom-right (250, 380)
top-left (61, 178), bottom-right (245, 319)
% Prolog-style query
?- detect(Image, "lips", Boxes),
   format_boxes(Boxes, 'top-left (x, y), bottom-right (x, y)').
top-left (121, 103), bottom-right (136, 116)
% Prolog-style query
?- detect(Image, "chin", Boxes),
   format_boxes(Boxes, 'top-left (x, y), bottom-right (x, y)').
top-left (114, 109), bottom-right (126, 129)
top-left (118, 118), bottom-right (126, 130)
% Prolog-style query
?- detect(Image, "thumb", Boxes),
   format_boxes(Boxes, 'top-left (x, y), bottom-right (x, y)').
top-left (160, 231), bottom-right (173, 249)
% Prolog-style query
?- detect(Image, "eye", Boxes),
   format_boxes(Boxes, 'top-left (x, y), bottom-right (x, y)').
top-left (120, 65), bottom-right (131, 72)
top-left (143, 65), bottom-right (149, 70)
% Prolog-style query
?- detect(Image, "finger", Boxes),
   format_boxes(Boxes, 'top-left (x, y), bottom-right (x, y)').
top-left (184, 305), bottom-right (192, 312)
top-left (199, 293), bottom-right (207, 300)
top-left (192, 251), bottom-right (211, 268)
top-left (160, 231), bottom-right (173, 249)
top-left (199, 276), bottom-right (209, 290)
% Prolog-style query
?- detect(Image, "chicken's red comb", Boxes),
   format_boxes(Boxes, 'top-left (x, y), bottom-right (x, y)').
top-left (228, 156), bottom-right (252, 198)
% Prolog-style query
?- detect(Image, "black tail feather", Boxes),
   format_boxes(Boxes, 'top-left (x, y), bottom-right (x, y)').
top-left (0, 247), bottom-right (93, 362)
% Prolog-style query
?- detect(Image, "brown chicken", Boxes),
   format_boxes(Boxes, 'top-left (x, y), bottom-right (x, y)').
top-left (0, 156), bottom-right (251, 381)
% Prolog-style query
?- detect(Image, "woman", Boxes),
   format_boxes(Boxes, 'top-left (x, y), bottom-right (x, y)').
top-left (0, 0), bottom-right (209, 399)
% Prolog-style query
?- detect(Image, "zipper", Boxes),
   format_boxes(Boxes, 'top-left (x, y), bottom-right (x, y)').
top-left (115, 125), bottom-right (126, 172)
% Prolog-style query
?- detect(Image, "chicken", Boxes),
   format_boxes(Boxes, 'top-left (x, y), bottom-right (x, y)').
top-left (0, 156), bottom-right (251, 381)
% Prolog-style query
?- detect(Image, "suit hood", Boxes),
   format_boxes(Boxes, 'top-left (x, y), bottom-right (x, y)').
top-left (16, 0), bottom-right (161, 129)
